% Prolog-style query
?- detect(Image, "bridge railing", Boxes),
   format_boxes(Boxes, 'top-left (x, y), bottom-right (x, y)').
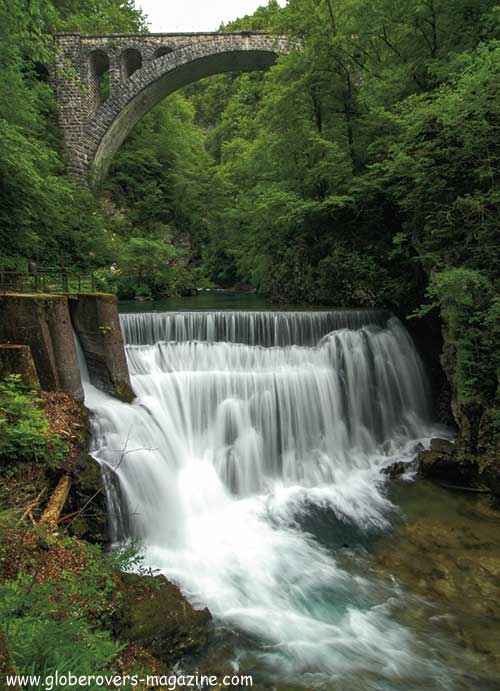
top-left (0, 268), bottom-right (97, 294)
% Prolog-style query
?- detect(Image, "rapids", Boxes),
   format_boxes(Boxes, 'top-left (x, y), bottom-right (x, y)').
top-left (81, 309), bottom-right (456, 689)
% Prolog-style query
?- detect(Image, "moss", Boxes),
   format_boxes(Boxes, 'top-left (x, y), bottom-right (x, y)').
top-left (432, 305), bottom-right (500, 494)
top-left (477, 407), bottom-right (500, 495)
top-left (0, 293), bottom-right (63, 300)
top-left (67, 453), bottom-right (108, 544)
top-left (113, 381), bottom-right (135, 404)
top-left (113, 573), bottom-right (212, 667)
top-left (76, 291), bottom-right (117, 302)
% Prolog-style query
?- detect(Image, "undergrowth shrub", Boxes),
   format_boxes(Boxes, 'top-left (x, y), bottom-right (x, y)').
top-left (0, 577), bottom-right (121, 688)
top-left (0, 535), bottom-right (146, 689)
top-left (0, 375), bottom-right (67, 468)
top-left (415, 269), bottom-right (499, 407)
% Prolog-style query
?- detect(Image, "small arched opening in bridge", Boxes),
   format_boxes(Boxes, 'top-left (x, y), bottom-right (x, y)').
top-left (34, 62), bottom-right (50, 83)
top-left (88, 49), bottom-right (110, 108)
top-left (121, 48), bottom-right (143, 80)
top-left (153, 46), bottom-right (174, 60)
top-left (84, 37), bottom-right (286, 186)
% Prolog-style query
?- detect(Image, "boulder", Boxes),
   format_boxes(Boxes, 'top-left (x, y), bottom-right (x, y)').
top-left (381, 461), bottom-right (407, 478)
top-left (430, 437), bottom-right (455, 454)
top-left (418, 441), bottom-right (480, 488)
top-left (113, 572), bottom-right (212, 666)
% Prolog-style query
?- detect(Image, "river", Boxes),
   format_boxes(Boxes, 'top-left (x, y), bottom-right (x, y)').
top-left (81, 293), bottom-right (500, 690)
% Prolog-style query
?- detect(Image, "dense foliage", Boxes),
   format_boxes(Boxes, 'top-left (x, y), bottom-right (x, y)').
top-left (0, 522), bottom-right (143, 687)
top-left (0, 0), bottom-right (145, 271)
top-left (0, 567), bottom-right (121, 686)
top-left (184, 0), bottom-right (497, 433)
top-left (0, 376), bottom-right (67, 468)
top-left (101, 96), bottom-right (217, 298)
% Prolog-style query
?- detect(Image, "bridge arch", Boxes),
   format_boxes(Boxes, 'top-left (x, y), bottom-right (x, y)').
top-left (153, 46), bottom-right (174, 60)
top-left (87, 49), bottom-right (110, 109)
top-left (120, 48), bottom-right (143, 80)
top-left (52, 33), bottom-right (287, 186)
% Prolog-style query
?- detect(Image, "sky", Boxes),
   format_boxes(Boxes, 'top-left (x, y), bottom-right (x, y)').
top-left (136, 0), bottom-right (286, 33)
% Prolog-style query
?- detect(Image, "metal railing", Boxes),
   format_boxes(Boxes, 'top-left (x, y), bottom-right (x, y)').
top-left (0, 267), bottom-right (97, 294)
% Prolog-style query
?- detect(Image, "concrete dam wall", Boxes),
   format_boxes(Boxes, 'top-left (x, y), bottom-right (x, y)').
top-left (0, 293), bottom-right (132, 401)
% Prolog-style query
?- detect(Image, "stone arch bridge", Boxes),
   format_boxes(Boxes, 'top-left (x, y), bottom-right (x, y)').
top-left (53, 32), bottom-right (287, 186)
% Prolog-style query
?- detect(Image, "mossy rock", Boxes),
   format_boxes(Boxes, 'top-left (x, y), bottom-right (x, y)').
top-left (113, 573), bottom-right (212, 666)
top-left (66, 454), bottom-right (108, 543)
top-left (112, 380), bottom-right (135, 404)
top-left (477, 407), bottom-right (500, 494)
top-left (418, 440), bottom-right (481, 488)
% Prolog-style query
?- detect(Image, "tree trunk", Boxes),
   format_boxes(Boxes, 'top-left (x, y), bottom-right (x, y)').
top-left (40, 475), bottom-right (71, 527)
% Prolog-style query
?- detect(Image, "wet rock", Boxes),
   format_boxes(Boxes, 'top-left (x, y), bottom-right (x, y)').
top-left (481, 463), bottom-right (500, 497)
top-left (430, 438), bottom-right (455, 454)
top-left (66, 453), bottom-right (108, 543)
top-left (113, 572), bottom-right (212, 666)
top-left (477, 408), bottom-right (500, 495)
top-left (432, 313), bottom-right (499, 497)
top-left (418, 441), bottom-right (480, 487)
top-left (381, 461), bottom-right (407, 478)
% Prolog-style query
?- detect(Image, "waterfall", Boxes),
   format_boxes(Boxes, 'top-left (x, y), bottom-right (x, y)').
top-left (83, 309), bottom-right (449, 687)
top-left (120, 308), bottom-right (390, 346)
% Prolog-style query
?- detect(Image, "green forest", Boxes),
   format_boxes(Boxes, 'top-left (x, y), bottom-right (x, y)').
top-left (0, 0), bottom-right (500, 685)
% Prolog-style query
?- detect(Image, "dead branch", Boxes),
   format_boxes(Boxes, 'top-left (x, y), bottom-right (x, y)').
top-left (63, 426), bottom-right (156, 529)
top-left (17, 488), bottom-right (46, 524)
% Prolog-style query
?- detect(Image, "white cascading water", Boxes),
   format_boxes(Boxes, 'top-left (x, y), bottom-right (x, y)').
top-left (82, 310), bottom-right (452, 688)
